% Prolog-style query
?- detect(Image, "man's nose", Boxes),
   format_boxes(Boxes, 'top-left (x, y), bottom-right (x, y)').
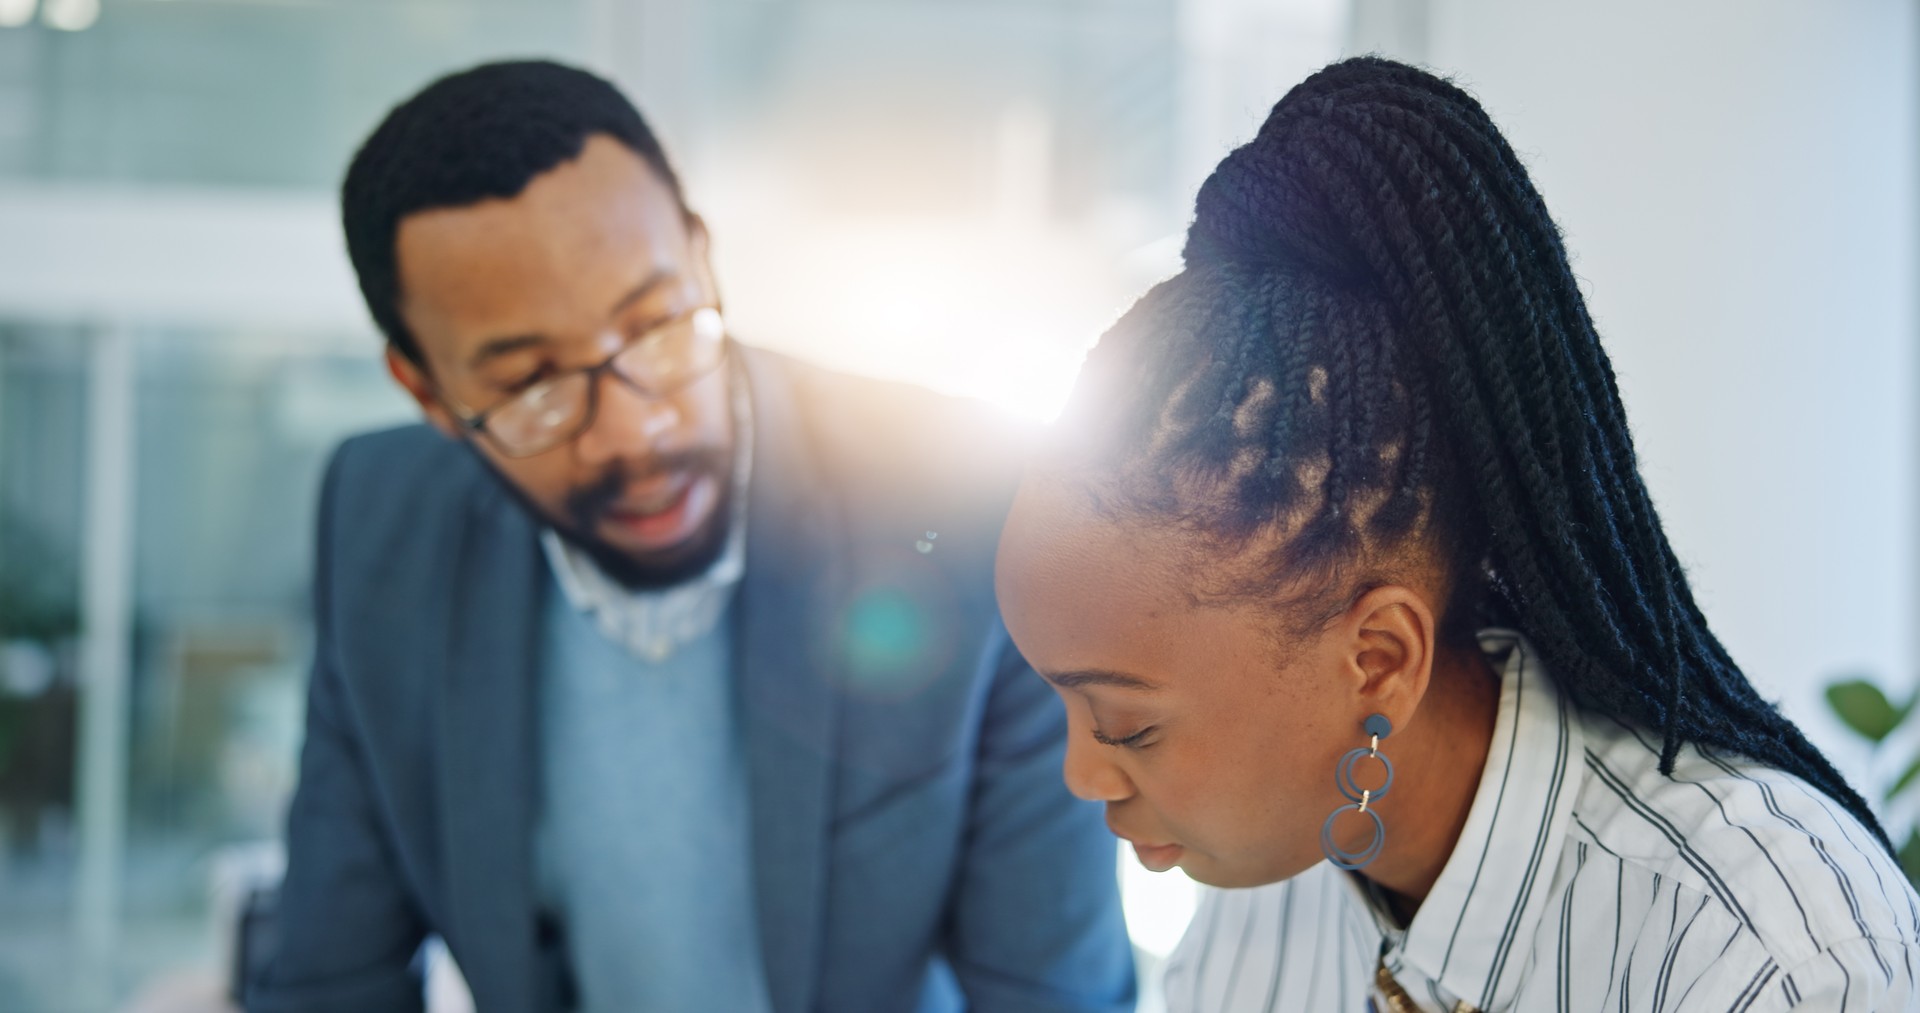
top-left (573, 368), bottom-right (680, 465)
top-left (1061, 719), bottom-right (1135, 804)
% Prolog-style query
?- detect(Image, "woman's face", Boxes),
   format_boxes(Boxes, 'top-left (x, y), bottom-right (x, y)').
top-left (995, 476), bottom-right (1372, 889)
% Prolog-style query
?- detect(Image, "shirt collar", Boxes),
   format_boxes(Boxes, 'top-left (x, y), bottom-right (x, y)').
top-left (1345, 629), bottom-right (1584, 1011)
top-left (540, 367), bottom-right (754, 664)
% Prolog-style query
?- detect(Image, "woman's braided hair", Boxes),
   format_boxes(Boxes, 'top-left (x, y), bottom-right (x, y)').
top-left (1059, 56), bottom-right (1889, 851)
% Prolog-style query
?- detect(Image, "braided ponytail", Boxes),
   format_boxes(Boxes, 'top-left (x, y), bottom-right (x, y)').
top-left (1061, 56), bottom-right (1889, 851)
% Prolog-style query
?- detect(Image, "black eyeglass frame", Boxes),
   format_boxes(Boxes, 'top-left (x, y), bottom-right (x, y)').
top-left (435, 305), bottom-right (729, 459)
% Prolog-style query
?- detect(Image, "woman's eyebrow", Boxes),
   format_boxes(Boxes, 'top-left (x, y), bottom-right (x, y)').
top-left (1040, 668), bottom-right (1160, 692)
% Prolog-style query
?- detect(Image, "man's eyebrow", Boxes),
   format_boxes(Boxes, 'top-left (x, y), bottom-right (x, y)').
top-left (1041, 668), bottom-right (1160, 692)
top-left (467, 333), bottom-right (547, 371)
top-left (607, 267), bottom-right (675, 319)
top-left (465, 268), bottom-right (680, 372)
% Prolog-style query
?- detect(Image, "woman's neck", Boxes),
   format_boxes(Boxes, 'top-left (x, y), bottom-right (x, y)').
top-left (1359, 640), bottom-right (1503, 920)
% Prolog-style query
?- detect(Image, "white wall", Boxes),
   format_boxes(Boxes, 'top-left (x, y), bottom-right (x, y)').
top-left (1423, 0), bottom-right (1918, 799)
top-left (0, 183), bottom-right (363, 333)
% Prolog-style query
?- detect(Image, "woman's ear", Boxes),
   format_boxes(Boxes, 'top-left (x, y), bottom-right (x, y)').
top-left (1335, 584), bottom-right (1438, 731)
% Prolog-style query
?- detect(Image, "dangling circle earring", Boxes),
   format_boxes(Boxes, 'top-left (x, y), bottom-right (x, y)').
top-left (1320, 713), bottom-right (1394, 870)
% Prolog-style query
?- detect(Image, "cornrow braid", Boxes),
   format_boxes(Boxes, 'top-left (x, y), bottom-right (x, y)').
top-left (1060, 56), bottom-right (1890, 852)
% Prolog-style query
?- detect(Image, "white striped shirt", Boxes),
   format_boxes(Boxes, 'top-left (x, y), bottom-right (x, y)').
top-left (1164, 630), bottom-right (1920, 1012)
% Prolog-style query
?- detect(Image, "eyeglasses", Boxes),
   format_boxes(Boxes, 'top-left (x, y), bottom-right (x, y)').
top-left (444, 306), bottom-right (727, 458)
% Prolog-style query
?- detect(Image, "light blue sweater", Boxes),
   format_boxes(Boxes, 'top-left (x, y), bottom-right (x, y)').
top-left (535, 573), bottom-right (773, 1013)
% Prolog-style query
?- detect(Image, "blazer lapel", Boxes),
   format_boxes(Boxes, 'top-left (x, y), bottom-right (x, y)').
top-left (736, 350), bottom-right (847, 1013)
top-left (438, 473), bottom-right (545, 1013)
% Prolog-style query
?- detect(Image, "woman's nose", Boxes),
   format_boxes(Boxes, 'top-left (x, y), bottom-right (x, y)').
top-left (1060, 724), bottom-right (1134, 804)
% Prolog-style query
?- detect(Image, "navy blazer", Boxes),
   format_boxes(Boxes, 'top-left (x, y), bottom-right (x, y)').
top-left (246, 348), bottom-right (1135, 1013)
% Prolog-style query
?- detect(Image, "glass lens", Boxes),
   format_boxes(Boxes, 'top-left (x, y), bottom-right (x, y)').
top-left (487, 373), bottom-right (590, 454)
top-left (613, 307), bottom-right (726, 393)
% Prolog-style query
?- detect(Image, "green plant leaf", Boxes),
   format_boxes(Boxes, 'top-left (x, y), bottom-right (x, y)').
top-left (1900, 830), bottom-right (1920, 890)
top-left (1826, 679), bottom-right (1903, 743)
top-left (1893, 755), bottom-right (1920, 800)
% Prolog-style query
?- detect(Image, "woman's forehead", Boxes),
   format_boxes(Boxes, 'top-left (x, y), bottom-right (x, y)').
top-left (999, 478), bottom-right (1186, 599)
top-left (997, 477), bottom-right (1271, 668)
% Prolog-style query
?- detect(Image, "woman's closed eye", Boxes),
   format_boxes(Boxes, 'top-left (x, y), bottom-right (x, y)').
top-left (1092, 725), bottom-right (1157, 749)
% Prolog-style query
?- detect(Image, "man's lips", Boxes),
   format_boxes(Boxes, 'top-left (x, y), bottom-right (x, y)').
top-left (596, 471), bottom-right (716, 551)
top-left (609, 470), bottom-right (692, 515)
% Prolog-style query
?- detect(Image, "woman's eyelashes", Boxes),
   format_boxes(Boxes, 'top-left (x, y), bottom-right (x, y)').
top-left (1092, 725), bottom-right (1157, 750)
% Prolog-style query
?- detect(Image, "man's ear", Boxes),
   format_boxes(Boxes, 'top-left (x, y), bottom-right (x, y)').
top-left (1334, 584), bottom-right (1438, 734)
top-left (385, 346), bottom-right (463, 441)
top-left (685, 212), bottom-right (722, 311)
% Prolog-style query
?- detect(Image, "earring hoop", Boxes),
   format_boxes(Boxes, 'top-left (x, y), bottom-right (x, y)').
top-left (1320, 713), bottom-right (1394, 870)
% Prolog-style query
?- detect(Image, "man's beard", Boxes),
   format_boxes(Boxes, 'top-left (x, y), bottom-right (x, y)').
top-left (478, 445), bottom-right (738, 592)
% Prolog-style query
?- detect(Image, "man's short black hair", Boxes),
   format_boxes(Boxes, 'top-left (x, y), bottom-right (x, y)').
top-left (342, 59), bottom-right (687, 366)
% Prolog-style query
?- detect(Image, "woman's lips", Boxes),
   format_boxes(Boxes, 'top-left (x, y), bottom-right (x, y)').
top-left (1110, 818), bottom-right (1185, 872)
top-left (1128, 840), bottom-right (1186, 873)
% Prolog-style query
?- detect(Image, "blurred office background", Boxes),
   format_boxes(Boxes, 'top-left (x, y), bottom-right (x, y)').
top-left (0, 0), bottom-right (1913, 1010)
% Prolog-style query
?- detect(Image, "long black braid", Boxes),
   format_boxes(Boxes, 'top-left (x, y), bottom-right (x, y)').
top-left (1059, 56), bottom-right (1890, 852)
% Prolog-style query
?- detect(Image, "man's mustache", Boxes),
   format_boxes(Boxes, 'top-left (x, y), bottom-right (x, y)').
top-left (564, 447), bottom-right (731, 531)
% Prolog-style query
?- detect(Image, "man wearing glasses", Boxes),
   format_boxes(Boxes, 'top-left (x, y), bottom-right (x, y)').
top-left (245, 61), bottom-right (1133, 1013)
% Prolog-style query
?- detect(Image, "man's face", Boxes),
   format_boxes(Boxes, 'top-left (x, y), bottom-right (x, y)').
top-left (388, 134), bottom-right (735, 587)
